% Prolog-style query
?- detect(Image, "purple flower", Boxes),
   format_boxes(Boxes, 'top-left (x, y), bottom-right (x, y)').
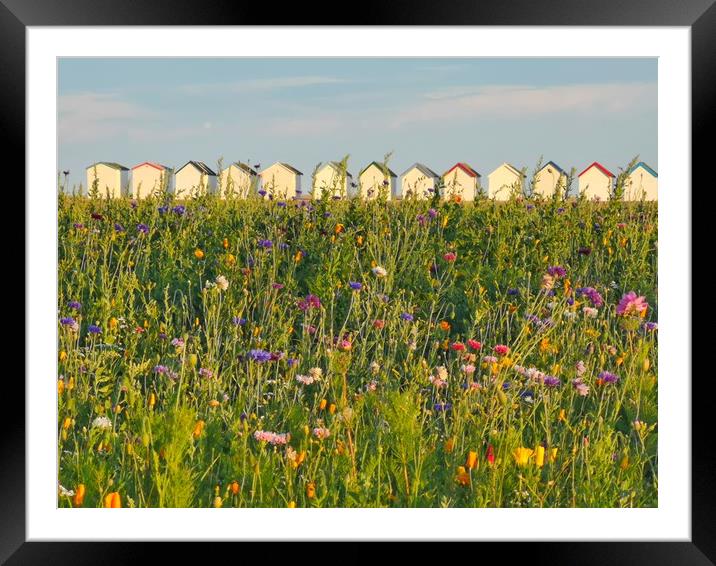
top-left (73, 223), bottom-right (85, 230)
top-left (172, 205), bottom-right (185, 215)
top-left (287, 357), bottom-right (298, 367)
top-left (158, 205), bottom-right (169, 214)
top-left (572, 378), bottom-right (590, 396)
top-left (433, 402), bottom-right (452, 412)
top-left (428, 208), bottom-right (438, 219)
top-left (153, 364), bottom-right (169, 374)
top-left (578, 246), bottom-right (592, 256)
top-left (114, 223), bottom-right (125, 233)
top-left (87, 324), bottom-right (102, 334)
top-left (248, 349), bottom-right (272, 363)
top-left (349, 281), bottom-right (362, 291)
top-left (400, 312), bottom-right (414, 322)
top-left (232, 316), bottom-right (247, 326)
top-left (198, 368), bottom-right (213, 379)
top-left (543, 376), bottom-right (561, 387)
top-left (68, 300), bottom-right (82, 311)
top-left (137, 223), bottom-right (149, 234)
top-left (60, 317), bottom-right (79, 332)
top-left (643, 322), bottom-right (658, 332)
top-left (507, 288), bottom-right (519, 296)
top-left (277, 201), bottom-right (287, 208)
top-left (258, 239), bottom-right (273, 249)
top-left (297, 294), bottom-right (321, 311)
top-left (258, 190), bottom-right (267, 197)
top-left (598, 371), bottom-right (619, 384)
top-left (279, 242), bottom-right (289, 250)
top-left (416, 214), bottom-right (427, 226)
top-left (576, 287), bottom-right (604, 308)
top-left (547, 265), bottom-right (566, 278)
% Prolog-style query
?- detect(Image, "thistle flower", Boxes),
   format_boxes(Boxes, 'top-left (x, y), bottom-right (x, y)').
top-left (68, 300), bottom-right (82, 311)
top-left (349, 281), bottom-right (362, 291)
top-left (547, 265), bottom-right (566, 278)
top-left (597, 370), bottom-right (619, 385)
top-left (87, 324), bottom-right (102, 335)
top-left (137, 223), bottom-right (149, 234)
top-left (60, 317), bottom-right (79, 332)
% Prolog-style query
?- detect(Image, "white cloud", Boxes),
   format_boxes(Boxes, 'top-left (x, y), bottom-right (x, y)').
top-left (179, 76), bottom-right (348, 95)
top-left (58, 92), bottom-right (153, 143)
top-left (390, 82), bottom-right (657, 127)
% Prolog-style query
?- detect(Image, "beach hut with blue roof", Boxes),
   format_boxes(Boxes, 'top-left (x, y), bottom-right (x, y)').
top-left (625, 161), bottom-right (658, 201)
top-left (532, 160), bottom-right (568, 198)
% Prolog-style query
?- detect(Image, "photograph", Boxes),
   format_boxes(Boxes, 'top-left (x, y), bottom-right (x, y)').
top-left (56, 56), bottom-right (660, 509)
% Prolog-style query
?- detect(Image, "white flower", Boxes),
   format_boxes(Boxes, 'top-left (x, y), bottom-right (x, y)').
top-left (58, 484), bottom-right (75, 497)
top-left (91, 415), bottom-right (112, 430)
top-left (308, 367), bottom-right (323, 381)
top-left (215, 275), bottom-right (229, 291)
top-left (583, 306), bottom-right (598, 318)
top-left (372, 266), bottom-right (388, 278)
top-left (296, 374), bottom-right (315, 385)
top-left (369, 361), bottom-right (381, 374)
top-left (564, 311), bottom-right (577, 320)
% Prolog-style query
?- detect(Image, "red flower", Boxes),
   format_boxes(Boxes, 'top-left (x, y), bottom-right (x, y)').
top-left (443, 252), bottom-right (457, 262)
top-left (486, 444), bottom-right (495, 466)
top-left (373, 319), bottom-right (385, 330)
top-left (494, 344), bottom-right (510, 356)
top-left (467, 339), bottom-right (482, 350)
top-left (451, 342), bottom-right (465, 351)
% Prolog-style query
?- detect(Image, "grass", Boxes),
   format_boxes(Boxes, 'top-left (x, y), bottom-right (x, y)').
top-left (57, 190), bottom-right (658, 508)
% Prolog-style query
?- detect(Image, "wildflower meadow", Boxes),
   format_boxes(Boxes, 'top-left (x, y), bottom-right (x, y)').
top-left (57, 187), bottom-right (658, 508)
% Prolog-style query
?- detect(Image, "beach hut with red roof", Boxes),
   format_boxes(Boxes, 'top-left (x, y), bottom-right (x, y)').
top-left (131, 161), bottom-right (174, 199)
top-left (442, 162), bottom-right (481, 201)
top-left (578, 162), bottom-right (615, 201)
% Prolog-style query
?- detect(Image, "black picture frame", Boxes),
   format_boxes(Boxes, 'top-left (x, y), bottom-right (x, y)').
top-left (5, 0), bottom-right (710, 562)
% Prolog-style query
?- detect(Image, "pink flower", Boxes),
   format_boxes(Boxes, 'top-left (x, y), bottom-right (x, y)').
top-left (494, 344), bottom-right (510, 356)
top-left (443, 252), bottom-right (457, 262)
top-left (313, 427), bottom-right (330, 439)
top-left (467, 339), bottom-right (482, 351)
top-left (616, 292), bottom-right (648, 316)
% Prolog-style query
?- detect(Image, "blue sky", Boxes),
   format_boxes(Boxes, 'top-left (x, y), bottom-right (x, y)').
top-left (58, 58), bottom-right (657, 190)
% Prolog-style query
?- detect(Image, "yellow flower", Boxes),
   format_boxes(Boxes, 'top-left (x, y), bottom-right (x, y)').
top-left (335, 223), bottom-right (344, 234)
top-left (148, 392), bottom-right (156, 409)
top-left (319, 399), bottom-right (327, 411)
top-left (643, 358), bottom-right (650, 372)
top-left (226, 253), bottom-right (236, 266)
top-left (455, 466), bottom-right (470, 486)
top-left (109, 317), bottom-right (118, 329)
top-left (73, 484), bottom-right (85, 507)
top-left (104, 492), bottom-right (121, 508)
top-left (192, 420), bottom-right (205, 439)
top-left (208, 399), bottom-right (220, 408)
top-left (329, 403), bottom-right (336, 414)
top-left (513, 447), bottom-right (534, 467)
top-left (620, 453), bottom-right (629, 470)
top-left (549, 448), bottom-right (558, 463)
top-left (213, 496), bottom-right (223, 508)
top-left (194, 248), bottom-right (205, 260)
top-left (466, 450), bottom-right (478, 470)
top-left (306, 482), bottom-right (316, 499)
top-left (59, 351), bottom-right (67, 362)
top-left (534, 445), bottom-right (545, 468)
top-left (558, 408), bottom-right (566, 422)
top-left (57, 379), bottom-right (65, 396)
top-left (356, 235), bottom-right (364, 246)
top-left (223, 238), bottom-right (229, 249)
top-left (287, 501), bottom-right (296, 508)
top-left (294, 251), bottom-right (303, 263)
top-left (62, 416), bottom-right (72, 430)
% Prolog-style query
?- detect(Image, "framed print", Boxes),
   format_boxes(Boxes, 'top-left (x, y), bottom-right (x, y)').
top-left (6, 0), bottom-right (712, 561)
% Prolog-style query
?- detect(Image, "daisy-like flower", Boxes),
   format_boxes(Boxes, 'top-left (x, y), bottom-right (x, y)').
top-left (215, 275), bottom-right (229, 291)
top-left (372, 266), bottom-right (388, 277)
top-left (91, 415), bottom-right (112, 430)
top-left (296, 374), bottom-right (315, 385)
top-left (308, 367), bottom-right (323, 381)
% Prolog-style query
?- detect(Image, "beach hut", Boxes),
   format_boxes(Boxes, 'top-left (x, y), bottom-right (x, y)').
top-left (358, 162), bottom-right (398, 200)
top-left (85, 162), bottom-right (129, 198)
top-left (442, 163), bottom-right (481, 201)
top-left (624, 162), bottom-right (658, 201)
top-left (532, 161), bottom-right (567, 199)
top-left (488, 163), bottom-right (526, 201)
top-left (219, 162), bottom-right (257, 198)
top-left (400, 163), bottom-right (440, 200)
top-left (259, 162), bottom-right (303, 199)
top-left (578, 162), bottom-right (615, 201)
top-left (174, 161), bottom-right (217, 197)
top-left (313, 161), bottom-right (353, 199)
top-left (131, 162), bottom-right (173, 199)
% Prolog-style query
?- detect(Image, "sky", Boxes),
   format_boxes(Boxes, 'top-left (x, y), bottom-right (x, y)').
top-left (58, 58), bottom-right (657, 191)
